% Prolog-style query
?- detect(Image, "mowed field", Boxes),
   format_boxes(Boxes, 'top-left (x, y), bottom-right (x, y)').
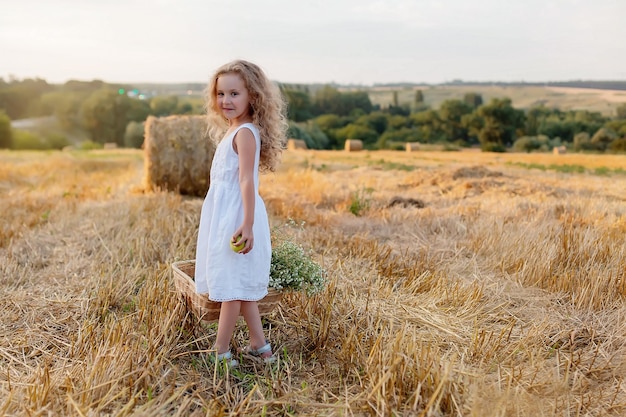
top-left (366, 85), bottom-right (626, 115)
top-left (1, 148), bottom-right (626, 416)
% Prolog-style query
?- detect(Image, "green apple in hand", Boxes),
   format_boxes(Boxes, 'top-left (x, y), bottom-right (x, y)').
top-left (230, 235), bottom-right (245, 252)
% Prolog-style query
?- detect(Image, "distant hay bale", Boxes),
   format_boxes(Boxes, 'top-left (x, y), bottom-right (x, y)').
top-left (287, 139), bottom-right (307, 150)
top-left (62, 145), bottom-right (74, 152)
top-left (103, 142), bottom-right (118, 149)
top-left (553, 146), bottom-right (567, 155)
top-left (406, 142), bottom-right (420, 152)
top-left (143, 115), bottom-right (216, 197)
top-left (345, 139), bottom-right (363, 152)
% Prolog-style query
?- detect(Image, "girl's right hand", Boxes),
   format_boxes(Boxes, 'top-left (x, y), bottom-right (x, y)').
top-left (232, 227), bottom-right (253, 254)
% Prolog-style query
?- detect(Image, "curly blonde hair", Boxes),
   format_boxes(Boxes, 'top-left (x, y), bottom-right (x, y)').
top-left (205, 60), bottom-right (288, 172)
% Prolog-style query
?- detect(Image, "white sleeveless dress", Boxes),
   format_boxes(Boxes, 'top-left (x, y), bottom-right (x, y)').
top-left (194, 123), bottom-right (271, 302)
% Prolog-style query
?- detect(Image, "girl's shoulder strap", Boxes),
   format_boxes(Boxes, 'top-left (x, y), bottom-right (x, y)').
top-left (234, 123), bottom-right (260, 139)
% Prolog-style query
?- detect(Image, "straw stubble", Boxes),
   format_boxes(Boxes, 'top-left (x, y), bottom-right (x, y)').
top-left (1, 149), bottom-right (626, 416)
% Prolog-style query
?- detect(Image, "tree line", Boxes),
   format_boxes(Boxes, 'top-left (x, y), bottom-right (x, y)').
top-left (282, 84), bottom-right (626, 153)
top-left (1, 77), bottom-right (626, 153)
top-left (0, 78), bottom-right (203, 150)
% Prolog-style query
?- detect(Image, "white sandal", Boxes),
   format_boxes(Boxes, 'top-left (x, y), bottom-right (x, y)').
top-left (213, 350), bottom-right (239, 368)
top-left (242, 340), bottom-right (276, 363)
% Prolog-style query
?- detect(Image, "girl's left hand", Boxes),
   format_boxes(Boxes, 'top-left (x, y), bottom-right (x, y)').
top-left (232, 226), bottom-right (254, 254)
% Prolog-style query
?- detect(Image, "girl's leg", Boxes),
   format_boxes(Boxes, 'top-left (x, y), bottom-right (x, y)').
top-left (241, 301), bottom-right (273, 358)
top-left (215, 300), bottom-right (241, 354)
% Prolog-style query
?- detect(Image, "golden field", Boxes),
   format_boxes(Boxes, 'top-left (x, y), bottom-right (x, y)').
top-left (1, 148), bottom-right (625, 416)
top-left (366, 85), bottom-right (626, 116)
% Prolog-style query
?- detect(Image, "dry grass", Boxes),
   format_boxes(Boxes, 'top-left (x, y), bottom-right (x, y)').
top-left (1, 148), bottom-right (625, 416)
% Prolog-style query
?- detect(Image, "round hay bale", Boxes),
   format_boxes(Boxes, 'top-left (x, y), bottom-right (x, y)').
top-left (143, 115), bottom-right (216, 197)
top-left (405, 142), bottom-right (419, 152)
top-left (103, 142), bottom-right (118, 149)
top-left (287, 138), bottom-right (307, 150)
top-left (345, 139), bottom-right (363, 152)
top-left (553, 146), bottom-right (567, 155)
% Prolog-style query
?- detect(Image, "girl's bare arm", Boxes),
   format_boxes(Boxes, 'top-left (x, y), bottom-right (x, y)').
top-left (232, 127), bottom-right (256, 254)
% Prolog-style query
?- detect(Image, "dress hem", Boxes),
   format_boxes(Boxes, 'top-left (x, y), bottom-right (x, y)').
top-left (208, 295), bottom-right (268, 302)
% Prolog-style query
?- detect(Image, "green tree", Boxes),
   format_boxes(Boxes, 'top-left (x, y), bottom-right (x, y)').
top-left (11, 130), bottom-right (47, 150)
top-left (313, 86), bottom-right (343, 115)
top-left (537, 110), bottom-right (605, 143)
top-left (283, 88), bottom-right (313, 121)
top-left (287, 120), bottom-right (329, 149)
top-left (63, 79), bottom-right (108, 92)
top-left (287, 122), bottom-right (311, 143)
top-left (609, 138), bottom-right (626, 152)
top-left (346, 91), bottom-right (373, 115)
top-left (474, 98), bottom-right (525, 148)
top-left (312, 86), bottom-right (372, 116)
top-left (512, 135), bottom-right (551, 152)
top-left (377, 127), bottom-right (422, 149)
top-left (414, 90), bottom-right (424, 105)
top-left (438, 99), bottom-right (472, 143)
top-left (461, 112), bottom-right (483, 145)
top-left (387, 115), bottom-right (408, 130)
top-left (573, 110), bottom-right (606, 130)
top-left (45, 133), bottom-right (70, 150)
top-left (178, 102), bottom-right (193, 114)
top-left (149, 95), bottom-right (178, 117)
top-left (40, 91), bottom-right (86, 131)
top-left (538, 114), bottom-right (575, 142)
top-left (392, 91), bottom-right (399, 107)
top-left (124, 121), bottom-right (145, 148)
top-left (0, 78), bottom-right (53, 119)
top-left (409, 109), bottom-right (445, 143)
top-left (0, 110), bottom-right (13, 148)
top-left (81, 89), bottom-right (131, 145)
top-left (525, 106), bottom-right (555, 136)
top-left (127, 98), bottom-right (152, 122)
top-left (302, 121), bottom-right (330, 149)
top-left (573, 132), bottom-right (593, 151)
top-left (354, 112), bottom-right (388, 134)
top-left (314, 114), bottom-right (345, 131)
top-left (335, 123), bottom-right (378, 148)
top-left (604, 119), bottom-right (626, 137)
top-left (590, 127), bottom-right (618, 151)
top-left (387, 99), bottom-right (411, 116)
top-left (312, 114), bottom-right (348, 148)
top-left (412, 89), bottom-right (427, 113)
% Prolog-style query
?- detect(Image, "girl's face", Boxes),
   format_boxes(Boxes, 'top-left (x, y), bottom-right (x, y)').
top-left (216, 73), bottom-right (251, 125)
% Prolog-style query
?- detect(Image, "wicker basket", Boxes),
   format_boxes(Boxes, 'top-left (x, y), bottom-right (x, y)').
top-left (171, 260), bottom-right (283, 322)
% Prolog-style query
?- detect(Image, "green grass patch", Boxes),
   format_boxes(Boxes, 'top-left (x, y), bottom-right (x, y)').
top-left (592, 166), bottom-right (626, 176)
top-left (349, 187), bottom-right (373, 216)
top-left (594, 166), bottom-right (611, 176)
top-left (511, 162), bottom-right (548, 171)
top-left (369, 158), bottom-right (416, 171)
top-left (551, 164), bottom-right (586, 174)
top-left (508, 162), bottom-right (626, 176)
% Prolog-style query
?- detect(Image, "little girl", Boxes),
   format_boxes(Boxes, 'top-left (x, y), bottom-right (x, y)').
top-left (194, 60), bottom-right (288, 366)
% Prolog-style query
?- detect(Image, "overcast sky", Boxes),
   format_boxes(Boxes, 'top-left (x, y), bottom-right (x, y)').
top-left (1, 0), bottom-right (625, 85)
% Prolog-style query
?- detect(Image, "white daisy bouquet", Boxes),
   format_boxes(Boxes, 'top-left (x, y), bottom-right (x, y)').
top-left (269, 240), bottom-right (326, 296)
